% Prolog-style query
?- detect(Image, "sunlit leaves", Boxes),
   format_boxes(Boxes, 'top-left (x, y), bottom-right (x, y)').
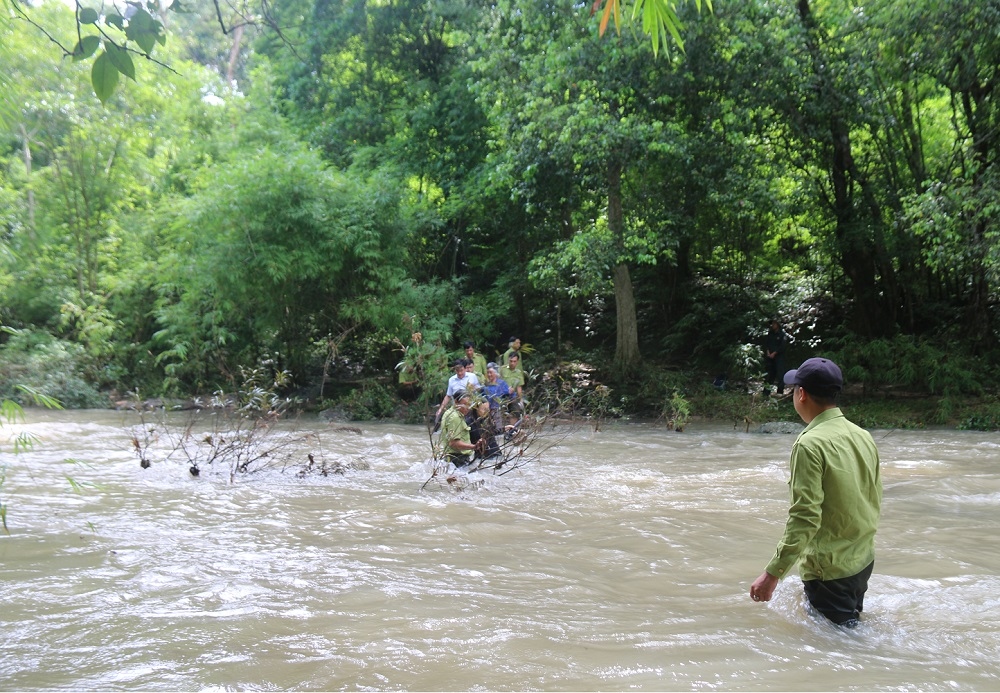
top-left (592, 0), bottom-right (712, 56)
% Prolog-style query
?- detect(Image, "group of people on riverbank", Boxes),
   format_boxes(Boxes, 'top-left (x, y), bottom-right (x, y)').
top-left (434, 337), bottom-right (527, 468)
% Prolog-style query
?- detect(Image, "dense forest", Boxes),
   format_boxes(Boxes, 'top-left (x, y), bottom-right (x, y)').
top-left (2, 0), bottom-right (999, 424)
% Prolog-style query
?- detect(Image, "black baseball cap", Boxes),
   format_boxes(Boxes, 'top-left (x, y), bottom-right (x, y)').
top-left (784, 357), bottom-right (843, 397)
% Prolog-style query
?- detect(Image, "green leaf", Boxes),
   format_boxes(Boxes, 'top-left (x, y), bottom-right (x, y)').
top-left (71, 35), bottom-right (101, 62)
top-left (1, 398), bottom-right (24, 424)
top-left (91, 51), bottom-right (120, 103)
top-left (124, 8), bottom-right (163, 55)
top-left (106, 13), bottom-right (125, 29)
top-left (79, 7), bottom-right (99, 24)
top-left (106, 42), bottom-right (136, 80)
top-left (15, 385), bottom-right (62, 410)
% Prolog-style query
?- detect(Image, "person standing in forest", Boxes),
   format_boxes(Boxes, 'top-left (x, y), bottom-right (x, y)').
top-left (749, 357), bottom-right (882, 627)
top-left (464, 340), bottom-right (487, 382)
top-left (500, 351), bottom-right (526, 403)
top-left (502, 336), bottom-right (523, 371)
top-left (762, 319), bottom-right (789, 396)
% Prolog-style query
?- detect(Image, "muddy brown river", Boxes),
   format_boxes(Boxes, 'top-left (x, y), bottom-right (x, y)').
top-left (1, 409), bottom-right (998, 690)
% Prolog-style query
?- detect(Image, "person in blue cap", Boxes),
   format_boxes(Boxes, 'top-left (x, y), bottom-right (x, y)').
top-left (749, 357), bottom-right (883, 627)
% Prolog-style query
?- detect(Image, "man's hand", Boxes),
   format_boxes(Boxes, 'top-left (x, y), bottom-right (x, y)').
top-left (750, 572), bottom-right (779, 603)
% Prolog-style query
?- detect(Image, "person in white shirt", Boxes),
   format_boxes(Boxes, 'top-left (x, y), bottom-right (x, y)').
top-left (435, 358), bottom-right (481, 425)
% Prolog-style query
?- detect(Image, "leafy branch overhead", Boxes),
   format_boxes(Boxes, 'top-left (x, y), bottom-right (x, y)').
top-left (8, 0), bottom-right (291, 102)
top-left (591, 0), bottom-right (712, 55)
top-left (7, 0), bottom-right (174, 102)
top-left (76, 3), bottom-right (170, 102)
top-left (7, 0), bottom-right (708, 104)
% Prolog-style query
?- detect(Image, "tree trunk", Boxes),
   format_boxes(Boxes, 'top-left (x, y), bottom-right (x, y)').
top-left (613, 262), bottom-right (640, 373)
top-left (226, 23), bottom-right (244, 86)
top-left (608, 159), bottom-right (641, 374)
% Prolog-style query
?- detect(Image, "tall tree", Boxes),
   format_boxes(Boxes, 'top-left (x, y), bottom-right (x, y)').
top-left (472, 0), bottom-right (689, 374)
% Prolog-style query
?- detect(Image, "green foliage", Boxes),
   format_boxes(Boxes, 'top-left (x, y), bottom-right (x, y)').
top-left (10, 0), bottom-right (170, 102)
top-left (958, 401), bottom-right (1000, 431)
top-left (148, 106), bottom-right (415, 388)
top-left (827, 335), bottom-right (985, 397)
top-left (334, 379), bottom-right (399, 421)
top-left (5, 0), bottom-right (1000, 418)
top-left (595, 0), bottom-right (711, 57)
top-left (395, 331), bottom-right (451, 405)
top-left (0, 328), bottom-right (104, 408)
top-left (665, 389), bottom-right (692, 431)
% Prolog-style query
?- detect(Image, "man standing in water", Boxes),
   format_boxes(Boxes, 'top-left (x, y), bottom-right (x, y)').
top-left (434, 358), bottom-right (480, 427)
top-left (750, 357), bottom-right (882, 627)
top-left (440, 390), bottom-right (484, 467)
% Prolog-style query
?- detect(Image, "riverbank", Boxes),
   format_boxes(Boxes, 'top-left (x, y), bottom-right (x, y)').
top-left (105, 381), bottom-right (1000, 432)
top-left (665, 382), bottom-right (1000, 431)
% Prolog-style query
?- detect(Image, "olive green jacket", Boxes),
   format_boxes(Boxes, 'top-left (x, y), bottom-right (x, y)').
top-left (766, 408), bottom-right (882, 582)
top-left (440, 406), bottom-right (473, 461)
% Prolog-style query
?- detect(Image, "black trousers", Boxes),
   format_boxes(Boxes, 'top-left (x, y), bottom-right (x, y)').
top-left (448, 453), bottom-right (474, 468)
top-left (764, 355), bottom-right (785, 390)
top-left (803, 561), bottom-right (874, 627)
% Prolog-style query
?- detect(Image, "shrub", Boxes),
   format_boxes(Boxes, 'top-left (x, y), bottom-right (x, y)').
top-left (827, 335), bottom-right (985, 397)
top-left (335, 379), bottom-right (399, 421)
top-left (0, 329), bottom-right (105, 408)
top-left (957, 396), bottom-right (1000, 431)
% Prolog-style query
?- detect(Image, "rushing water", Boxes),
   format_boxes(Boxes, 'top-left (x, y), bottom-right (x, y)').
top-left (2, 409), bottom-right (999, 691)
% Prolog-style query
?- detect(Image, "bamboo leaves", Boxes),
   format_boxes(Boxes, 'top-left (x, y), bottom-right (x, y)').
top-left (592, 0), bottom-right (711, 56)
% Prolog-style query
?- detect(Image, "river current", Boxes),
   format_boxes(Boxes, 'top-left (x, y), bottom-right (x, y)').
top-left (1, 409), bottom-right (998, 691)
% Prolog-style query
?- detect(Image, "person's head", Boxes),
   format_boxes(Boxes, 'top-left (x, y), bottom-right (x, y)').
top-left (486, 362), bottom-right (499, 382)
top-left (509, 336), bottom-right (521, 350)
top-left (453, 390), bottom-right (471, 412)
top-left (463, 340), bottom-right (475, 357)
top-left (785, 357), bottom-right (842, 418)
top-left (769, 318), bottom-right (780, 331)
top-left (508, 351), bottom-right (519, 367)
top-left (452, 358), bottom-right (466, 376)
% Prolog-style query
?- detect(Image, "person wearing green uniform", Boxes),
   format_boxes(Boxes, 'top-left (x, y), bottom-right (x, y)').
top-left (463, 341), bottom-right (487, 382)
top-left (439, 390), bottom-right (482, 467)
top-left (750, 357), bottom-right (882, 627)
top-left (500, 351), bottom-right (525, 400)
top-left (502, 336), bottom-right (523, 371)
